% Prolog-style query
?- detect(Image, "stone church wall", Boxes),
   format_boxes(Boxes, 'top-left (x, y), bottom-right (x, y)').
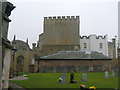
top-left (11, 50), bottom-right (35, 73)
top-left (38, 16), bottom-right (80, 56)
top-left (38, 59), bottom-right (118, 73)
top-left (43, 16), bottom-right (80, 45)
top-left (40, 45), bottom-right (80, 56)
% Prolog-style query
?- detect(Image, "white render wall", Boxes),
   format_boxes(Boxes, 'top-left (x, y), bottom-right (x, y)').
top-left (80, 34), bottom-right (108, 56)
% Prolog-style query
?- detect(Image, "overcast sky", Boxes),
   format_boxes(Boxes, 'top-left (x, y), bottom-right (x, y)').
top-left (7, 0), bottom-right (119, 48)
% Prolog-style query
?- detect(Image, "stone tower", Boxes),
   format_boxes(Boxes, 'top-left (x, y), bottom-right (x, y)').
top-left (38, 16), bottom-right (80, 56)
top-left (43, 16), bottom-right (80, 45)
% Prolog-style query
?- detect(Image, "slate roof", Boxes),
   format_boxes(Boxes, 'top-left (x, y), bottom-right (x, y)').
top-left (40, 51), bottom-right (111, 60)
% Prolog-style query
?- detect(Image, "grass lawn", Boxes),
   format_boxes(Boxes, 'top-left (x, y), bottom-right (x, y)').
top-left (10, 72), bottom-right (119, 88)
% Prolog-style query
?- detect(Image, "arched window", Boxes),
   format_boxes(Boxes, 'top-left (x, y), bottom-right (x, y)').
top-left (17, 55), bottom-right (24, 65)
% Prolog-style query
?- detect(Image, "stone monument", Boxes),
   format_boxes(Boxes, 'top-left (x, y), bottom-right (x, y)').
top-left (111, 70), bottom-right (115, 77)
top-left (0, 1), bottom-right (15, 89)
top-left (104, 71), bottom-right (108, 78)
top-left (116, 69), bottom-right (118, 77)
top-left (81, 74), bottom-right (87, 82)
top-left (59, 74), bottom-right (66, 84)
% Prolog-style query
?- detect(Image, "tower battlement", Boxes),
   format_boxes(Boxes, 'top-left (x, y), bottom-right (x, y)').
top-left (44, 16), bottom-right (79, 20)
top-left (43, 15), bottom-right (80, 45)
top-left (80, 34), bottom-right (107, 39)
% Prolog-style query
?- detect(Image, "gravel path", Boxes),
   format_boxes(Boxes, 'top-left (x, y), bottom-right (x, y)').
top-left (9, 76), bottom-right (28, 80)
top-left (9, 82), bottom-right (27, 90)
top-left (9, 75), bottom-right (28, 90)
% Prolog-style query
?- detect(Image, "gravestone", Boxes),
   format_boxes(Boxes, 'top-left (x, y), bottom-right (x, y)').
top-left (111, 70), bottom-right (115, 77)
top-left (59, 74), bottom-right (66, 84)
top-left (116, 69), bottom-right (120, 77)
top-left (118, 69), bottom-right (120, 77)
top-left (81, 74), bottom-right (87, 82)
top-left (116, 69), bottom-right (118, 77)
top-left (104, 71), bottom-right (108, 78)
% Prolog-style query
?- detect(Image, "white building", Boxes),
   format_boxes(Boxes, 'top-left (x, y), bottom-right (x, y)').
top-left (80, 34), bottom-right (108, 56)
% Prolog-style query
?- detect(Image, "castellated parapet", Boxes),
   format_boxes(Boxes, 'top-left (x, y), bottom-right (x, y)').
top-left (80, 34), bottom-right (107, 39)
top-left (44, 16), bottom-right (79, 20)
top-left (44, 16), bottom-right (79, 24)
top-left (80, 34), bottom-right (108, 56)
top-left (43, 16), bottom-right (80, 45)
top-left (37, 16), bottom-right (80, 56)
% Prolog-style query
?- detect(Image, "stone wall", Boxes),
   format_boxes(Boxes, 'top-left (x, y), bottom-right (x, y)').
top-left (37, 16), bottom-right (80, 56)
top-left (2, 48), bottom-right (11, 88)
top-left (0, 1), bottom-right (15, 89)
top-left (10, 39), bottom-right (36, 73)
top-left (43, 16), bottom-right (80, 45)
top-left (10, 50), bottom-right (35, 73)
top-left (38, 59), bottom-right (117, 73)
top-left (39, 45), bottom-right (80, 56)
top-left (118, 48), bottom-right (120, 59)
top-left (0, 2), bottom-right (2, 89)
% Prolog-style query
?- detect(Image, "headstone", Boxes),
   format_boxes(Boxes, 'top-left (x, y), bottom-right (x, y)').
top-left (116, 69), bottom-right (118, 77)
top-left (116, 69), bottom-right (120, 77)
top-left (59, 74), bottom-right (66, 84)
top-left (104, 71), bottom-right (108, 78)
top-left (117, 68), bottom-right (120, 77)
top-left (81, 74), bottom-right (87, 82)
top-left (111, 70), bottom-right (115, 77)
top-left (118, 69), bottom-right (120, 77)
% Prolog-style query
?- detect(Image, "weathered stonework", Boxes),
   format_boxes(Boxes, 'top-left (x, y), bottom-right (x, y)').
top-left (39, 45), bottom-right (80, 56)
top-left (108, 37), bottom-right (118, 59)
top-left (38, 16), bottom-right (80, 56)
top-left (38, 51), bottom-right (118, 73)
top-left (0, 0), bottom-right (15, 89)
top-left (10, 39), bottom-right (36, 73)
top-left (43, 16), bottom-right (79, 45)
top-left (2, 48), bottom-right (11, 88)
top-left (38, 59), bottom-right (118, 73)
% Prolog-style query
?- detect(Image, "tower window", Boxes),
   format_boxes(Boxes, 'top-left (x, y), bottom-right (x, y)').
top-left (99, 43), bottom-right (103, 49)
top-left (84, 43), bottom-right (87, 48)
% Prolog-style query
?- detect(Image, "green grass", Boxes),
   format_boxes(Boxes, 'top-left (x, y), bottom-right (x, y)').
top-left (10, 72), bottom-right (119, 88)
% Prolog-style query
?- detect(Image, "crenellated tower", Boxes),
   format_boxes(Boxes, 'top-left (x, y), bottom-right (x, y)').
top-left (43, 16), bottom-right (80, 45)
top-left (38, 16), bottom-right (80, 56)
